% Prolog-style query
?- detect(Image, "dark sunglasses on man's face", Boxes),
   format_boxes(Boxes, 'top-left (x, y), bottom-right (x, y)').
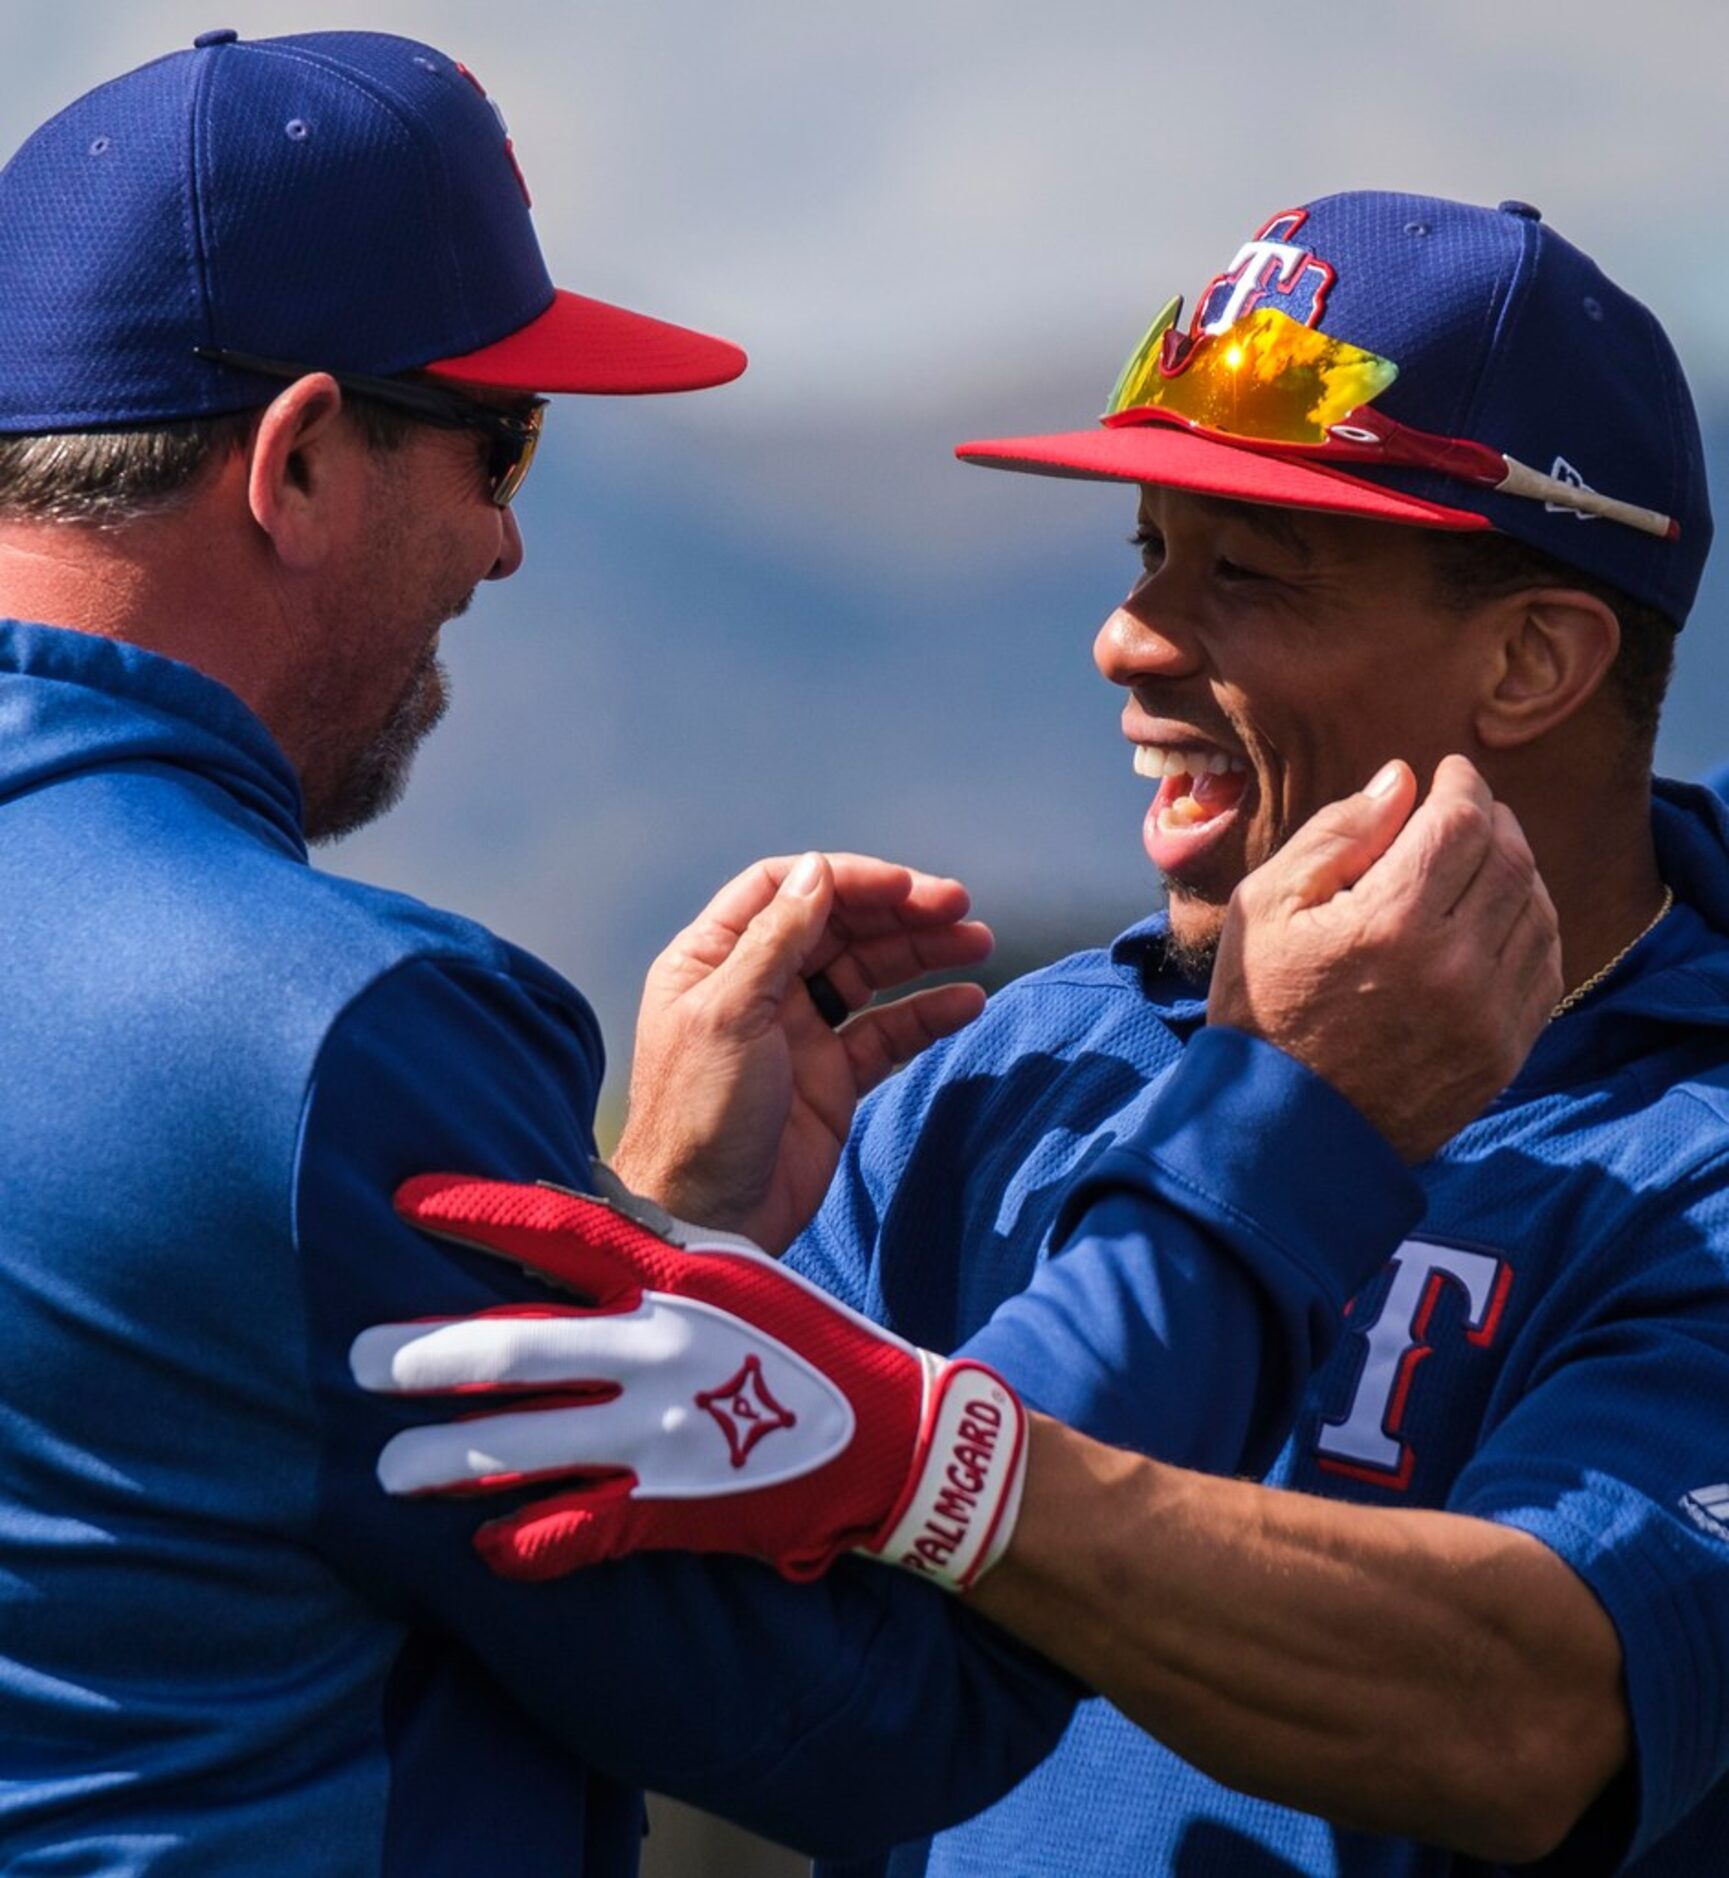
top-left (193, 346), bottom-right (547, 507)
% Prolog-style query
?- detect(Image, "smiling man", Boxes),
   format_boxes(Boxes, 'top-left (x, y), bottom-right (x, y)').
top-left (354, 194), bottom-right (1729, 1873)
top-left (0, 40), bottom-right (1575, 1878)
top-left (785, 192), bottom-right (1727, 1874)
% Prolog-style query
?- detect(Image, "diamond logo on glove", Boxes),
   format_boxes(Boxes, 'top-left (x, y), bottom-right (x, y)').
top-left (696, 1355), bottom-right (799, 1468)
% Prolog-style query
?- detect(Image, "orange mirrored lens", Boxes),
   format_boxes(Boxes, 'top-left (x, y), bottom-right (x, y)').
top-left (1105, 304), bottom-right (1399, 443)
top-left (489, 403), bottom-right (545, 507)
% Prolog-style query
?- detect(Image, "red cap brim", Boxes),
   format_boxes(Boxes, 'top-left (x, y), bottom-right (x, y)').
top-left (956, 423), bottom-right (1493, 532)
top-left (423, 288), bottom-right (746, 395)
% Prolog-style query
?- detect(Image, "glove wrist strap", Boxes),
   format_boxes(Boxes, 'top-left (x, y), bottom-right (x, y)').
top-left (868, 1355), bottom-right (1028, 1594)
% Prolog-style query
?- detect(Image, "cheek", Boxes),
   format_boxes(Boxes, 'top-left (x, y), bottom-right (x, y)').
top-left (1234, 668), bottom-right (1401, 840)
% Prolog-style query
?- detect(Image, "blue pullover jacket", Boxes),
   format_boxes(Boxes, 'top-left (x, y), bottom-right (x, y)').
top-left (0, 623), bottom-right (1422, 1875)
top-left (793, 780), bottom-right (1729, 1878)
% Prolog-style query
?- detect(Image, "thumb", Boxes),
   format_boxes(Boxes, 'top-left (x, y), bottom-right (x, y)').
top-left (708, 850), bottom-right (836, 1023)
top-left (1261, 760), bottom-right (1418, 908)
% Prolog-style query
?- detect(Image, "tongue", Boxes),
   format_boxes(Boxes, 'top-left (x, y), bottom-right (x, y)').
top-left (1157, 766), bottom-right (1248, 827)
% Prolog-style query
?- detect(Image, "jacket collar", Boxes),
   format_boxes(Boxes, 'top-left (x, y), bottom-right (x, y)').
top-left (0, 620), bottom-right (305, 858)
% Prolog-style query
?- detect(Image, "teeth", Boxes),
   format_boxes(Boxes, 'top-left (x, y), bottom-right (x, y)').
top-left (1132, 743), bottom-right (1247, 780)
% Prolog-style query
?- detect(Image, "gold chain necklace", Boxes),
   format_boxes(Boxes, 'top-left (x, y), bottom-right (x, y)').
top-left (1550, 886), bottom-right (1674, 1021)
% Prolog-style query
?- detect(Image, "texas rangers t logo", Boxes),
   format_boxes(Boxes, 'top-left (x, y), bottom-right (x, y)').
top-left (1316, 1237), bottom-right (1512, 1489)
top-left (455, 61), bottom-right (533, 207)
top-left (696, 1354), bottom-right (799, 1468)
top-left (1195, 209), bottom-right (1335, 335)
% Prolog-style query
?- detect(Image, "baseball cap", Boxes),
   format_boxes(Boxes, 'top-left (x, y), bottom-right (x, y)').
top-left (0, 29), bottom-right (745, 430)
top-left (958, 193), bottom-right (1710, 624)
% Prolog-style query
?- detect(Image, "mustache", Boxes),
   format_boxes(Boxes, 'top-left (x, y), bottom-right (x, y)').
top-left (1130, 691), bottom-right (1244, 749)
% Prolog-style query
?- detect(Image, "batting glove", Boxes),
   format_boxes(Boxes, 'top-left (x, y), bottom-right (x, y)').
top-left (350, 1173), bottom-right (1028, 1591)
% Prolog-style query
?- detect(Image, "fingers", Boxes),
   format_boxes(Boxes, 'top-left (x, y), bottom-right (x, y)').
top-left (667, 849), bottom-right (989, 1028)
top-left (824, 854), bottom-right (972, 929)
top-left (699, 851), bottom-right (839, 1026)
top-left (839, 983), bottom-right (989, 1096)
top-left (1450, 801), bottom-right (1544, 955)
top-left (1250, 759), bottom-right (1418, 909)
top-left (683, 853), bottom-right (972, 953)
top-left (805, 918), bottom-right (994, 1014)
top-left (394, 1175), bottom-right (657, 1303)
top-left (1495, 893), bottom-right (1565, 1025)
top-left (374, 1400), bottom-right (634, 1497)
top-left (477, 1486), bottom-right (636, 1580)
top-left (1358, 754), bottom-right (1498, 919)
top-left (1487, 847), bottom-right (1564, 1021)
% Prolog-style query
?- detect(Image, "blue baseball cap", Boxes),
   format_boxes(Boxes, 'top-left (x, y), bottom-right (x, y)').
top-left (0, 29), bottom-right (745, 431)
top-left (958, 192), bottom-right (1710, 625)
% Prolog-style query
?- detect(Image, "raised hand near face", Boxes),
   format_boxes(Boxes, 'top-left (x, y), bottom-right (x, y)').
top-left (1207, 755), bottom-right (1562, 1163)
top-left (612, 852), bottom-right (993, 1253)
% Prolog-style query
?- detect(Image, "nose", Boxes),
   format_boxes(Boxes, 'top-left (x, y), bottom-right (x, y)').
top-left (486, 506), bottom-right (525, 581)
top-left (1093, 576), bottom-right (1202, 688)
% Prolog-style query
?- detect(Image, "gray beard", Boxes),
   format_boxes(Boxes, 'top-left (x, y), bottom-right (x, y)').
top-left (305, 653), bottom-right (450, 845)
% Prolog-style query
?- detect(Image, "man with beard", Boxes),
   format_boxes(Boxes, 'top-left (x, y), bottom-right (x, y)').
top-left (0, 36), bottom-right (1559, 1878)
top-left (368, 196), bottom-right (1729, 1874)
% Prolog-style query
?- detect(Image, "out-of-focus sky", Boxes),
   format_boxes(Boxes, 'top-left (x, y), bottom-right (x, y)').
top-left (5, 2), bottom-right (1727, 1066)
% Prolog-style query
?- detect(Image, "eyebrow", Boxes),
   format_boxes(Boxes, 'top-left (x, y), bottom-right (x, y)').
top-left (1142, 492), bottom-right (1319, 567)
top-left (1214, 499), bottom-right (1315, 565)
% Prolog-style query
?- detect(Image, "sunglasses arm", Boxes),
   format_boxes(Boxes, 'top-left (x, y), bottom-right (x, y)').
top-left (1493, 456), bottom-right (1679, 541)
top-left (1332, 408), bottom-right (1679, 541)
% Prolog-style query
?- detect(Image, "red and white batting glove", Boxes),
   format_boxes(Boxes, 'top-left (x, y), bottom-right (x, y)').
top-left (350, 1174), bottom-right (1027, 1591)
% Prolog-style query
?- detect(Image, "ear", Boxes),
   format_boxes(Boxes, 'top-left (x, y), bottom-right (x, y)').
top-left (245, 375), bottom-right (367, 572)
top-left (1473, 587), bottom-right (1622, 751)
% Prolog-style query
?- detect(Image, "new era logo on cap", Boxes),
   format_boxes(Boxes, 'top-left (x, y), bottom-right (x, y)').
top-left (1681, 1484), bottom-right (1729, 1539)
top-left (956, 191), bottom-right (1712, 626)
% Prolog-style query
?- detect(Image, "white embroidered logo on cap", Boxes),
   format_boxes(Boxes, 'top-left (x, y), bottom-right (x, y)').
top-left (455, 62), bottom-right (532, 207)
top-left (1681, 1484), bottom-right (1729, 1538)
top-left (1546, 456), bottom-right (1596, 520)
top-left (1195, 209), bottom-right (1336, 337)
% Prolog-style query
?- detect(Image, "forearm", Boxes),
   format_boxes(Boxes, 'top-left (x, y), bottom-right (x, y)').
top-left (969, 1418), bottom-right (1629, 1863)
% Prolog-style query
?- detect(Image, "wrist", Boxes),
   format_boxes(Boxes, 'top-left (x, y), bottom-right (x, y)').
top-left (965, 1418), bottom-right (1172, 1637)
top-left (608, 1142), bottom-right (715, 1230)
top-left (863, 1354), bottom-right (1029, 1594)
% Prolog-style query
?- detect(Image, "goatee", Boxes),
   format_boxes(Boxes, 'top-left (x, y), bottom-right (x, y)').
top-left (305, 650), bottom-right (451, 845)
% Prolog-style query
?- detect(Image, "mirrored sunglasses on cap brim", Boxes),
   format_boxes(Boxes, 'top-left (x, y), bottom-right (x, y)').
top-left (1102, 298), bottom-right (1678, 542)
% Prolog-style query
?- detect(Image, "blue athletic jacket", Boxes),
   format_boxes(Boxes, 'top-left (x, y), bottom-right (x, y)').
top-left (0, 622), bottom-right (1421, 1875)
top-left (793, 780), bottom-right (1729, 1878)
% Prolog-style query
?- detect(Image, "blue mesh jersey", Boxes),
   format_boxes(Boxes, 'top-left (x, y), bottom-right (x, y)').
top-left (792, 779), bottom-right (1729, 1878)
top-left (0, 620), bottom-right (1432, 1876)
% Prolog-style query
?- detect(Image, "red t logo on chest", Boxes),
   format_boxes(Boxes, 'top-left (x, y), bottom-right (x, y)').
top-left (1316, 1239), bottom-right (1513, 1490)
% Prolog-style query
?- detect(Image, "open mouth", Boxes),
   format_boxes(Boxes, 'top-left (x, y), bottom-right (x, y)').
top-left (1132, 741), bottom-right (1251, 873)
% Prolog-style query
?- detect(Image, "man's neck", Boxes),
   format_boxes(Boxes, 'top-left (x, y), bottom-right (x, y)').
top-left (1510, 764), bottom-right (1668, 1010)
top-left (0, 511), bottom-right (290, 726)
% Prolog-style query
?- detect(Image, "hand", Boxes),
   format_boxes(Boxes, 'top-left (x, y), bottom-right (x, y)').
top-left (352, 1174), bottom-right (1027, 1589)
top-left (613, 852), bottom-right (992, 1252)
top-left (1208, 756), bottom-right (1561, 1163)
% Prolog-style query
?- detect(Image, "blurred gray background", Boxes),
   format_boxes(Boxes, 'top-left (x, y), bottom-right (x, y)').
top-left (6, 3), bottom-right (1726, 1870)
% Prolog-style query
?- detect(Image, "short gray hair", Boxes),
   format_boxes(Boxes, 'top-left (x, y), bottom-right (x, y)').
top-left (0, 396), bottom-right (416, 527)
